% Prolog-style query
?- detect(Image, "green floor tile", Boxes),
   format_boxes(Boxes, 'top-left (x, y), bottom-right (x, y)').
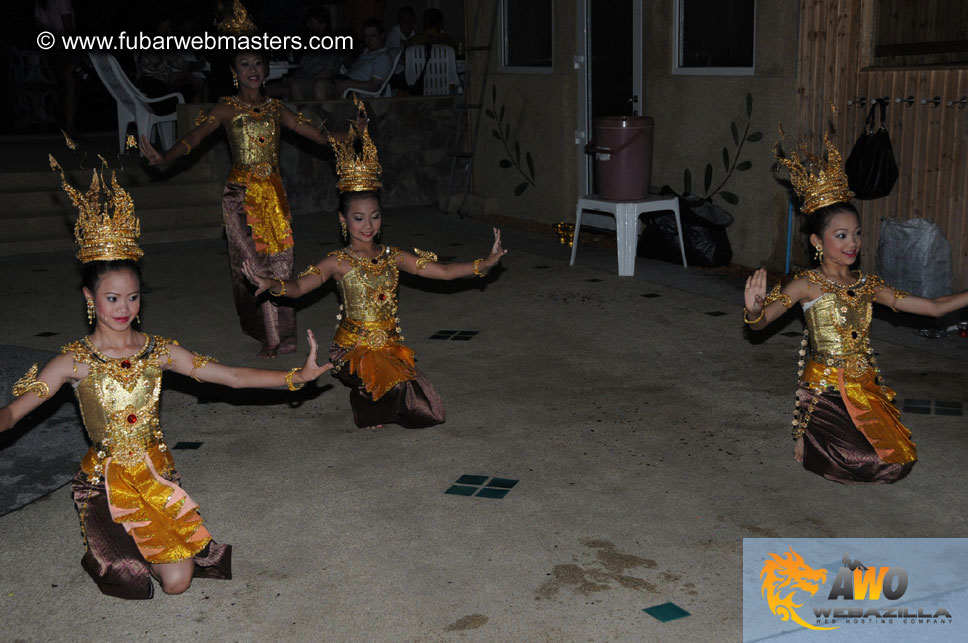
top-left (475, 487), bottom-right (509, 499)
top-left (643, 602), bottom-right (690, 622)
top-left (486, 477), bottom-right (518, 489)
top-left (456, 474), bottom-right (489, 485)
top-left (445, 485), bottom-right (477, 496)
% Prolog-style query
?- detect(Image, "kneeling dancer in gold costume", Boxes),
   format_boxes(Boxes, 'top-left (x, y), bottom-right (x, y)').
top-left (743, 132), bottom-right (968, 484)
top-left (244, 96), bottom-right (508, 429)
top-left (0, 153), bottom-right (331, 599)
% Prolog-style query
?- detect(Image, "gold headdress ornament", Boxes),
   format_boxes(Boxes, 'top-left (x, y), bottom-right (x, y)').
top-left (50, 153), bottom-right (143, 263)
top-left (326, 94), bottom-right (383, 192)
top-left (774, 124), bottom-right (854, 215)
top-left (217, 0), bottom-right (258, 36)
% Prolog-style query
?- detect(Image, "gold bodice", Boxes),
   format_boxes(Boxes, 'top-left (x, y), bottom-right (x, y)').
top-left (63, 335), bottom-right (174, 468)
top-left (331, 246), bottom-right (401, 323)
top-left (802, 271), bottom-right (885, 373)
top-left (222, 96), bottom-right (283, 172)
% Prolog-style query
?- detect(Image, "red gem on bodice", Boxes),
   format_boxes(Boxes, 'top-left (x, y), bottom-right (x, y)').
top-left (378, 293), bottom-right (387, 301)
top-left (127, 414), bottom-right (137, 424)
top-left (121, 360), bottom-right (131, 369)
top-left (258, 136), bottom-right (265, 142)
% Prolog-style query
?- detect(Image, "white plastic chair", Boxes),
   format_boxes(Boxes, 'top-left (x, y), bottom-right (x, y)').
top-left (404, 44), bottom-right (461, 96)
top-left (340, 48), bottom-right (403, 98)
top-left (89, 52), bottom-right (184, 152)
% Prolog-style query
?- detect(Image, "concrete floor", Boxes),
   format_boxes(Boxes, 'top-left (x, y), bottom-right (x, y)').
top-left (1, 207), bottom-right (966, 642)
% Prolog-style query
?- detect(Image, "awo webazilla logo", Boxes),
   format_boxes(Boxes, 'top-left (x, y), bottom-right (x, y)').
top-left (759, 548), bottom-right (953, 630)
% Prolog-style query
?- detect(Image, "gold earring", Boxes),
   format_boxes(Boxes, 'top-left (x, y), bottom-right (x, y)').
top-left (814, 245), bottom-right (823, 262)
top-left (135, 314), bottom-right (141, 324)
top-left (232, 74), bottom-right (239, 89)
top-left (86, 299), bottom-right (95, 324)
top-left (340, 220), bottom-right (347, 241)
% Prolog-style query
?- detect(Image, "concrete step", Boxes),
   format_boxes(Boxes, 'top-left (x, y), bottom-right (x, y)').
top-left (0, 203), bottom-right (222, 248)
top-left (3, 181), bottom-right (222, 217)
top-left (0, 161), bottom-right (216, 192)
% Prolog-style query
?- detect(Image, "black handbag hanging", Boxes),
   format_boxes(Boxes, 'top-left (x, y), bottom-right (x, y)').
top-left (845, 101), bottom-right (899, 199)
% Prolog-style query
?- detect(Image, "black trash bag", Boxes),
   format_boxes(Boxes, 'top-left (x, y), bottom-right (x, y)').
top-left (845, 101), bottom-right (898, 200)
top-left (637, 191), bottom-right (733, 268)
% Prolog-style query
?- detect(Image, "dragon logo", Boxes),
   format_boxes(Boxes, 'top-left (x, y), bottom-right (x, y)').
top-left (760, 548), bottom-right (838, 631)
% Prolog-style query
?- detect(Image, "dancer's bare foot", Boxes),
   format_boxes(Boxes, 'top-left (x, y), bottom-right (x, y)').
top-left (365, 424), bottom-right (384, 431)
top-left (278, 340), bottom-right (297, 355)
top-left (257, 345), bottom-right (279, 359)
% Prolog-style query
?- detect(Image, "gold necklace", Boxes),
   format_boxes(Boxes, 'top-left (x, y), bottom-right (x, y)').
top-left (344, 244), bottom-right (386, 265)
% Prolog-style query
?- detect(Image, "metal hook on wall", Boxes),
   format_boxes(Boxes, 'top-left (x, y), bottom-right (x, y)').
top-left (946, 96), bottom-right (968, 109)
top-left (920, 96), bottom-right (942, 107)
top-left (847, 97), bottom-right (867, 108)
top-left (895, 95), bottom-right (915, 107)
top-left (870, 96), bottom-right (891, 106)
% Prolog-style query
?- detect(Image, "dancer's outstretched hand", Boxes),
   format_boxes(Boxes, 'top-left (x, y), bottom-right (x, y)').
top-left (483, 227), bottom-right (508, 270)
top-left (140, 136), bottom-right (164, 166)
top-left (297, 330), bottom-right (333, 384)
top-left (744, 268), bottom-right (767, 313)
top-left (242, 260), bottom-right (273, 296)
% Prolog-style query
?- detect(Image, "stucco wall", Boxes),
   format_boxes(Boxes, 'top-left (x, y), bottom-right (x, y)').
top-left (467, 0), bottom-right (579, 225)
top-left (467, 1), bottom-right (800, 270)
top-left (643, 2), bottom-right (800, 269)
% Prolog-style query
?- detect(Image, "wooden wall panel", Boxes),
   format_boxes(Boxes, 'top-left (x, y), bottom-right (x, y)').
top-left (795, 0), bottom-right (968, 290)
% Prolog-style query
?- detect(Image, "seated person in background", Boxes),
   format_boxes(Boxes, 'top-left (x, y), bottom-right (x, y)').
top-left (409, 8), bottom-right (458, 49)
top-left (277, 7), bottom-right (341, 100)
top-left (386, 6), bottom-right (416, 89)
top-left (386, 5), bottom-right (416, 52)
top-left (327, 18), bottom-right (392, 99)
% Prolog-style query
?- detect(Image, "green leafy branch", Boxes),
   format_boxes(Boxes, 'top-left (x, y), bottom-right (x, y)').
top-left (683, 92), bottom-right (762, 205)
top-left (485, 84), bottom-right (536, 196)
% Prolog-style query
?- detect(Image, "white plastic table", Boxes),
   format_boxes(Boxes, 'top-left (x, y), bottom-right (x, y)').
top-left (569, 194), bottom-right (688, 276)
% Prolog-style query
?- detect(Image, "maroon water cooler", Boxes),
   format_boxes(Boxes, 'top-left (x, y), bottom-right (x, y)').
top-left (591, 115), bottom-right (654, 200)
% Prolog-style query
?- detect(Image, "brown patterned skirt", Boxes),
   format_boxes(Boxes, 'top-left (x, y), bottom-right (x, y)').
top-left (329, 342), bottom-right (446, 429)
top-left (72, 470), bottom-right (231, 599)
top-left (222, 181), bottom-right (296, 350)
top-left (799, 387), bottom-right (916, 485)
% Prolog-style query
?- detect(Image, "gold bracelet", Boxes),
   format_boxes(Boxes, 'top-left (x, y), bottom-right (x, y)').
top-left (269, 279), bottom-right (287, 297)
top-left (473, 258), bottom-right (485, 277)
top-left (179, 139), bottom-right (192, 155)
top-left (743, 307), bottom-right (764, 324)
top-left (285, 367), bottom-right (304, 391)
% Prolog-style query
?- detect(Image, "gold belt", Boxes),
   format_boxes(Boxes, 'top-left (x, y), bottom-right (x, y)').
top-left (230, 162), bottom-right (278, 180)
top-left (334, 317), bottom-right (399, 349)
top-left (809, 352), bottom-right (873, 380)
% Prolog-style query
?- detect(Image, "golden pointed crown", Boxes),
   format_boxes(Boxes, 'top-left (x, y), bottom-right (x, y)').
top-left (774, 130), bottom-right (854, 214)
top-left (327, 94), bottom-right (383, 192)
top-left (50, 154), bottom-right (142, 263)
top-left (217, 0), bottom-right (258, 36)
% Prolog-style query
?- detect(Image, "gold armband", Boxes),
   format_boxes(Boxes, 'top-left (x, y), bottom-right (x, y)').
top-left (298, 264), bottom-right (322, 278)
top-left (891, 289), bottom-right (910, 313)
top-left (13, 364), bottom-right (50, 399)
top-left (194, 110), bottom-right (216, 127)
top-left (179, 139), bottom-right (192, 155)
top-left (763, 282), bottom-right (793, 309)
top-left (285, 367), bottom-right (304, 391)
top-left (473, 258), bottom-right (485, 277)
top-left (743, 307), bottom-right (764, 324)
top-left (189, 352), bottom-right (219, 382)
top-left (414, 248), bottom-right (438, 271)
top-left (269, 279), bottom-right (287, 297)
